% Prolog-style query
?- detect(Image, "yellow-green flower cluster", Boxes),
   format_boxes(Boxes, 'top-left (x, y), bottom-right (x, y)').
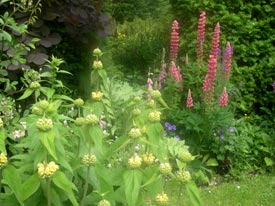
top-left (0, 153), bottom-right (7, 167)
top-left (37, 161), bottom-right (59, 178)
top-left (82, 154), bottom-right (97, 166)
top-left (85, 114), bottom-right (99, 125)
top-left (32, 100), bottom-right (51, 115)
top-left (75, 117), bottom-right (86, 126)
top-left (128, 128), bottom-right (142, 138)
top-left (148, 111), bottom-right (161, 122)
top-left (29, 81), bottom-right (41, 89)
top-left (93, 60), bottom-right (103, 70)
top-left (38, 100), bottom-right (49, 110)
top-left (74, 98), bottom-right (84, 107)
top-left (132, 108), bottom-right (141, 116)
top-left (92, 91), bottom-right (104, 101)
top-left (141, 153), bottom-right (155, 165)
top-left (0, 118), bottom-right (3, 129)
top-left (147, 99), bottom-right (155, 108)
top-left (97, 199), bottom-right (111, 206)
top-left (148, 89), bottom-right (161, 99)
top-left (36, 118), bottom-right (53, 132)
top-left (176, 170), bottom-right (191, 183)
top-left (128, 154), bottom-right (142, 169)
top-left (159, 163), bottom-right (172, 175)
top-left (179, 151), bottom-right (194, 162)
top-left (155, 192), bottom-right (169, 205)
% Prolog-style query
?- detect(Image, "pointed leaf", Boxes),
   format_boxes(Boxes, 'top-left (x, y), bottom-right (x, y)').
top-left (39, 131), bottom-right (57, 160)
top-left (123, 170), bottom-right (142, 206)
top-left (0, 130), bottom-right (7, 154)
top-left (22, 173), bottom-right (40, 201)
top-left (185, 181), bottom-right (203, 206)
top-left (52, 171), bottom-right (79, 206)
top-left (17, 88), bottom-right (34, 100)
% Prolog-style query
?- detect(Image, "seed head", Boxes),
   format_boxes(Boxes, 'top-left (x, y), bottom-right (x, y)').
top-left (128, 128), bottom-right (142, 138)
top-left (176, 170), bottom-right (191, 183)
top-left (75, 117), bottom-right (86, 126)
top-left (128, 154), bottom-right (142, 169)
top-left (36, 118), bottom-right (53, 132)
top-left (148, 111), bottom-right (161, 122)
top-left (85, 114), bottom-right (99, 125)
top-left (82, 154), bottom-right (97, 166)
top-left (74, 98), bottom-right (84, 107)
top-left (142, 153), bottom-right (155, 165)
top-left (97, 199), bottom-right (111, 206)
top-left (29, 81), bottom-right (41, 89)
top-left (156, 192), bottom-right (169, 205)
top-left (159, 163), bottom-right (172, 175)
top-left (92, 91), bottom-right (104, 101)
top-left (93, 60), bottom-right (103, 70)
top-left (37, 161), bottom-right (59, 178)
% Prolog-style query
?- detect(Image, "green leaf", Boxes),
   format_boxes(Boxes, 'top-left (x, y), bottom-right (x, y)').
top-left (206, 158), bottom-right (218, 167)
top-left (21, 173), bottom-right (40, 201)
top-left (186, 181), bottom-right (203, 206)
top-left (264, 157), bottom-right (274, 166)
top-left (88, 126), bottom-right (103, 154)
top-left (52, 171), bottom-right (79, 206)
top-left (123, 170), bottom-right (142, 206)
top-left (39, 131), bottom-right (57, 160)
top-left (17, 88), bottom-right (34, 100)
top-left (0, 30), bottom-right (12, 42)
top-left (2, 165), bottom-right (25, 205)
top-left (0, 130), bottom-right (7, 154)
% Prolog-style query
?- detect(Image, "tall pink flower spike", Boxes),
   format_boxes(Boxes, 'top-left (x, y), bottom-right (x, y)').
top-left (222, 42), bottom-right (232, 80)
top-left (186, 89), bottom-right (194, 108)
top-left (169, 61), bottom-right (182, 83)
top-left (196, 11), bottom-right (206, 66)
top-left (219, 87), bottom-right (228, 107)
top-left (169, 20), bottom-right (180, 62)
top-left (202, 22), bottom-right (220, 93)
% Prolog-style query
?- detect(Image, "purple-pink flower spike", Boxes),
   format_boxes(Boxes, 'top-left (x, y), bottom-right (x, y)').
top-left (186, 89), bottom-right (194, 108)
top-left (169, 20), bottom-right (180, 62)
top-left (222, 42), bottom-right (232, 80)
top-left (196, 11), bottom-right (206, 65)
top-left (158, 63), bottom-right (167, 89)
top-left (219, 87), bottom-right (229, 107)
top-left (169, 61), bottom-right (182, 83)
top-left (202, 23), bottom-right (220, 94)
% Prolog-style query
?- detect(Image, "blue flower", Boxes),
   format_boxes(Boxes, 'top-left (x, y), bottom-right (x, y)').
top-left (228, 126), bottom-right (234, 132)
top-left (220, 134), bottom-right (225, 140)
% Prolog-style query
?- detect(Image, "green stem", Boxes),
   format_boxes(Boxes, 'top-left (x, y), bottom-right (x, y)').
top-left (80, 166), bottom-right (91, 206)
top-left (47, 179), bottom-right (52, 206)
top-left (177, 183), bottom-right (183, 204)
top-left (0, 168), bottom-right (2, 191)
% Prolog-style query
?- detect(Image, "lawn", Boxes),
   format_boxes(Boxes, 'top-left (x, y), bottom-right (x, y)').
top-left (167, 174), bottom-right (275, 206)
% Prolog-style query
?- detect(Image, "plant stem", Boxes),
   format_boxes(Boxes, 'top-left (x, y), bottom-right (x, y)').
top-left (177, 183), bottom-right (183, 204)
top-left (47, 179), bottom-right (52, 206)
top-left (80, 166), bottom-right (91, 206)
top-left (0, 168), bottom-right (2, 192)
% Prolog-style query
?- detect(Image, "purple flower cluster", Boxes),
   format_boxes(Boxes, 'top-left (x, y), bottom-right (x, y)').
top-left (164, 122), bottom-right (180, 140)
top-left (164, 122), bottom-right (176, 131)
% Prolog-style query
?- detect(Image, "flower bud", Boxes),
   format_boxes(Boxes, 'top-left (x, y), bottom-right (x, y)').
top-left (155, 192), bottom-right (169, 205)
top-left (36, 118), bottom-right (53, 132)
top-left (75, 117), bottom-right (86, 126)
top-left (29, 81), bottom-right (41, 89)
top-left (133, 96), bottom-right (142, 102)
top-left (93, 48), bottom-right (103, 57)
top-left (92, 91), bottom-right (104, 101)
top-left (142, 153), bottom-right (155, 165)
top-left (128, 128), bottom-right (142, 138)
top-left (74, 98), bottom-right (84, 107)
top-left (132, 108), bottom-right (141, 116)
top-left (31, 106), bottom-right (44, 115)
top-left (0, 118), bottom-right (3, 129)
top-left (93, 60), bottom-right (103, 70)
top-left (37, 100), bottom-right (49, 110)
top-left (85, 114), bottom-right (99, 125)
top-left (82, 154), bottom-right (97, 166)
top-left (176, 170), bottom-right (191, 183)
top-left (147, 100), bottom-right (155, 108)
top-left (149, 89), bottom-right (161, 99)
top-left (0, 153), bottom-right (7, 167)
top-left (159, 163), bottom-right (172, 175)
top-left (97, 199), bottom-right (111, 206)
top-left (148, 111), bottom-right (161, 122)
top-left (37, 161), bottom-right (59, 178)
top-left (179, 151), bottom-right (194, 162)
top-left (128, 154), bottom-right (142, 169)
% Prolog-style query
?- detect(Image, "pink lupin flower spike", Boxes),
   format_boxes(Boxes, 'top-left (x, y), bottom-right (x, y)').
top-left (169, 20), bottom-right (180, 62)
top-left (158, 63), bottom-right (167, 89)
top-left (222, 42), bottom-right (232, 80)
top-left (186, 89), bottom-right (194, 108)
top-left (219, 87), bottom-right (229, 107)
top-left (196, 11), bottom-right (206, 65)
top-left (169, 61), bottom-right (182, 83)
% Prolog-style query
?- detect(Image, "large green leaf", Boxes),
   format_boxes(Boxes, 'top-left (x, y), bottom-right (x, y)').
top-left (52, 171), bottom-right (78, 206)
top-left (21, 173), bottom-right (40, 201)
top-left (2, 165), bottom-right (25, 205)
top-left (89, 126), bottom-right (103, 154)
top-left (39, 131), bottom-right (57, 160)
top-left (123, 170), bottom-right (142, 206)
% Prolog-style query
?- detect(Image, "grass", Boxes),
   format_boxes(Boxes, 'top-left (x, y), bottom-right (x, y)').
top-left (166, 174), bottom-right (275, 206)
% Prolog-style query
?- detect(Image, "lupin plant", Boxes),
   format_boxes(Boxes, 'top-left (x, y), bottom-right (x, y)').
top-left (158, 12), bottom-right (235, 181)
